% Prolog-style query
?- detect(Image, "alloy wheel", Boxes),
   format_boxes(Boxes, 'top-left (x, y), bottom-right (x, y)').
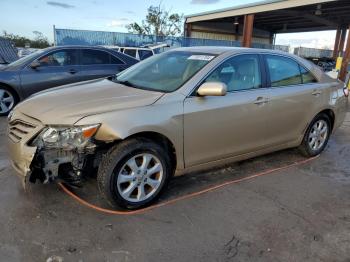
top-left (308, 119), bottom-right (328, 151)
top-left (116, 153), bottom-right (164, 203)
top-left (0, 89), bottom-right (15, 114)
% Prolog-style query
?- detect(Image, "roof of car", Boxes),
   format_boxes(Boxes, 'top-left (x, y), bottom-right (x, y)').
top-left (47, 45), bottom-right (115, 50)
top-left (172, 46), bottom-right (289, 55)
top-left (171, 46), bottom-right (320, 72)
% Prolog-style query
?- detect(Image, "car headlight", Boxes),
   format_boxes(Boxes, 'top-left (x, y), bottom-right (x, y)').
top-left (32, 124), bottom-right (100, 149)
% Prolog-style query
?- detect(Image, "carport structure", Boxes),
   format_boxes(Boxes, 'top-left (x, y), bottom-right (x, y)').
top-left (185, 0), bottom-right (350, 80)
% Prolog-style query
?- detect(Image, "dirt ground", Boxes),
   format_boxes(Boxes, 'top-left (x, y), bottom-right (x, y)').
top-left (1, 114), bottom-right (350, 262)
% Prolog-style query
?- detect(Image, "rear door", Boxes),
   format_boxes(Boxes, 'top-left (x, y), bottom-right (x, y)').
top-left (184, 54), bottom-right (271, 167)
top-left (20, 49), bottom-right (81, 96)
top-left (262, 54), bottom-right (321, 146)
top-left (79, 49), bottom-right (125, 81)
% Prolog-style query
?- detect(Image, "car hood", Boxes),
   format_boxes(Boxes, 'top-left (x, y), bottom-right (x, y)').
top-left (15, 78), bottom-right (164, 125)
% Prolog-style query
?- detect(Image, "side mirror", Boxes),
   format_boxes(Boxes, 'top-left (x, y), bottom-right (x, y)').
top-left (30, 60), bottom-right (41, 69)
top-left (197, 82), bottom-right (227, 97)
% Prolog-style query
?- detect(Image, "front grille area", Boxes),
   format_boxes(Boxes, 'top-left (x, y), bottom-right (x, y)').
top-left (8, 119), bottom-right (36, 143)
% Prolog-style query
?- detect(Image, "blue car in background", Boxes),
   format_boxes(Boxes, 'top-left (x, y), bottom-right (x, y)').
top-left (0, 45), bottom-right (138, 115)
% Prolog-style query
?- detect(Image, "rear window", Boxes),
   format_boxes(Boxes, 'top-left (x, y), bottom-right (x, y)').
top-left (300, 66), bottom-right (318, 84)
top-left (110, 55), bottom-right (124, 65)
top-left (266, 55), bottom-right (302, 87)
top-left (81, 49), bottom-right (110, 65)
top-left (124, 49), bottom-right (137, 58)
top-left (138, 50), bottom-right (153, 60)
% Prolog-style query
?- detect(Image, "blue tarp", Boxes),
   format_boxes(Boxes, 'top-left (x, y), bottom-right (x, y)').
top-left (0, 37), bottom-right (18, 64)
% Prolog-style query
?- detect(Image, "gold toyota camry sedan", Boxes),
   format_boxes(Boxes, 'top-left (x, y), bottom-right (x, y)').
top-left (7, 47), bottom-right (348, 209)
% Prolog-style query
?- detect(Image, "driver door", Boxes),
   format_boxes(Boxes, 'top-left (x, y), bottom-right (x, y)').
top-left (183, 54), bottom-right (270, 167)
top-left (20, 49), bottom-right (81, 97)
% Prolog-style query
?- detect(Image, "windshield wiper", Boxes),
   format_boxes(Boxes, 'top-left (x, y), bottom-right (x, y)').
top-left (115, 80), bottom-right (136, 87)
top-left (111, 77), bottom-right (140, 88)
top-left (109, 76), bottom-right (150, 90)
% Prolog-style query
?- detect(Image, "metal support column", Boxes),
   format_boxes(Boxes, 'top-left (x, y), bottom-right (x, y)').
top-left (242, 14), bottom-right (254, 47)
top-left (339, 26), bottom-right (350, 81)
top-left (185, 23), bottom-right (192, 38)
top-left (333, 27), bottom-right (341, 59)
top-left (338, 27), bottom-right (347, 57)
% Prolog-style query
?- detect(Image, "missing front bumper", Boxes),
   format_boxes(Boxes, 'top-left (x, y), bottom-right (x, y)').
top-left (29, 146), bottom-right (98, 185)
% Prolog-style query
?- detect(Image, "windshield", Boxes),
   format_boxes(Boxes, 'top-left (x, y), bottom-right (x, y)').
top-left (115, 51), bottom-right (216, 92)
top-left (6, 49), bottom-right (45, 68)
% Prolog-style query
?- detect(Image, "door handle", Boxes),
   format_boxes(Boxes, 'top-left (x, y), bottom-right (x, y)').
top-left (254, 97), bottom-right (269, 105)
top-left (312, 89), bottom-right (322, 96)
top-left (68, 69), bottom-right (77, 74)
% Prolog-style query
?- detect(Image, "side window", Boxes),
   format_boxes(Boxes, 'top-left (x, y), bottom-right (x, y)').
top-left (266, 55), bottom-right (302, 87)
top-left (81, 49), bottom-right (110, 65)
top-left (300, 66), bottom-right (318, 84)
top-left (204, 54), bottom-right (261, 92)
top-left (110, 55), bottom-right (124, 65)
top-left (38, 50), bottom-right (78, 67)
top-left (138, 50), bottom-right (153, 60)
top-left (124, 49), bottom-right (137, 58)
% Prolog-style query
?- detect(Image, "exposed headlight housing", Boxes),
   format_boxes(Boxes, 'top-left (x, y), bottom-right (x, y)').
top-left (32, 124), bottom-right (100, 150)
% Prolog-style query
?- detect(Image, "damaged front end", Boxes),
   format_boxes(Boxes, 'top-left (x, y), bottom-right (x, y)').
top-left (29, 124), bottom-right (101, 186)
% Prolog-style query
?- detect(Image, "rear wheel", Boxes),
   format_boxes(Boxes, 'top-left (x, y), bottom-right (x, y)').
top-left (299, 113), bottom-right (331, 157)
top-left (97, 138), bottom-right (172, 209)
top-left (0, 86), bottom-right (17, 116)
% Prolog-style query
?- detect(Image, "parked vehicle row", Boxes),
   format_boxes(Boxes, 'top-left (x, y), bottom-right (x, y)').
top-left (0, 46), bottom-right (138, 115)
top-left (7, 47), bottom-right (348, 209)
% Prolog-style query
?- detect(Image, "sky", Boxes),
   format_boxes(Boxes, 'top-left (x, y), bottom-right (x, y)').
top-left (0, 0), bottom-right (337, 49)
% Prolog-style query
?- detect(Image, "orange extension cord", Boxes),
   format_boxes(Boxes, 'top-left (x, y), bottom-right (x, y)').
top-left (58, 156), bottom-right (318, 216)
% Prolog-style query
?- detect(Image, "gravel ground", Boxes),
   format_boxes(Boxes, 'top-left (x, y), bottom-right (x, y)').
top-left (1, 114), bottom-right (350, 262)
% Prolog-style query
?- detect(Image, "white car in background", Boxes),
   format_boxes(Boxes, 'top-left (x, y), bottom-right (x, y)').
top-left (102, 43), bottom-right (170, 61)
top-left (17, 47), bottom-right (40, 58)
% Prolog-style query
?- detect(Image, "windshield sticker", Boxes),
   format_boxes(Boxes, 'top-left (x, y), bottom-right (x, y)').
top-left (187, 55), bottom-right (215, 61)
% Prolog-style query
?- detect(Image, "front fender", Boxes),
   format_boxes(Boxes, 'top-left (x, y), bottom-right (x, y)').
top-left (75, 99), bottom-right (184, 170)
top-left (0, 71), bottom-right (22, 99)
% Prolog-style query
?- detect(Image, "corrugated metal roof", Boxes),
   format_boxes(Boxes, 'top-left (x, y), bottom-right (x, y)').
top-left (0, 37), bottom-right (18, 64)
top-left (185, 0), bottom-right (336, 23)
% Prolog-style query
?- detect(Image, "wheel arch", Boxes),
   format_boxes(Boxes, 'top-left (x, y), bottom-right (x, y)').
top-left (124, 131), bottom-right (178, 172)
top-left (0, 82), bottom-right (20, 102)
top-left (316, 108), bottom-right (335, 132)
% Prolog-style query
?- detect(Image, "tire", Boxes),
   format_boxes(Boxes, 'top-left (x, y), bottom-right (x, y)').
top-left (97, 138), bottom-right (173, 209)
top-left (0, 86), bottom-right (18, 116)
top-left (298, 113), bottom-right (331, 157)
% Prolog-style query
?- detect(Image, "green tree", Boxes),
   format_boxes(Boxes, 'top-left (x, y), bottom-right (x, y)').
top-left (1, 31), bottom-right (50, 48)
top-left (31, 31), bottom-right (50, 48)
top-left (126, 4), bottom-right (183, 36)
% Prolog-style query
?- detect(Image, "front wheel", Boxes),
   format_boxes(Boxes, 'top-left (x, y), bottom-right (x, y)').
top-left (97, 138), bottom-right (172, 209)
top-left (0, 86), bottom-right (17, 116)
top-left (299, 113), bottom-right (331, 157)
